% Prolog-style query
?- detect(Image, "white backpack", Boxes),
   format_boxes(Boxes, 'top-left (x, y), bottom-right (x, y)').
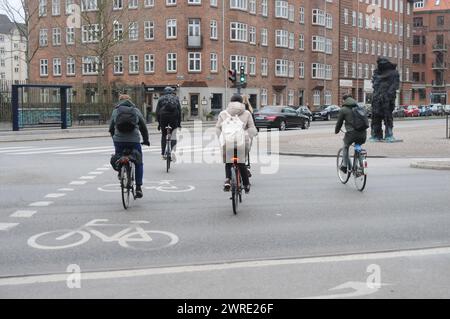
top-left (219, 111), bottom-right (245, 148)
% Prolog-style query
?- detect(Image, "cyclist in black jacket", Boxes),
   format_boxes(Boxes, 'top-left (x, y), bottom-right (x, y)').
top-left (156, 87), bottom-right (182, 161)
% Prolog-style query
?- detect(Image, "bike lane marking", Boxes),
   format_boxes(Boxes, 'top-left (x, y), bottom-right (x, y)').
top-left (10, 211), bottom-right (38, 218)
top-left (45, 194), bottom-right (66, 199)
top-left (69, 181), bottom-right (87, 185)
top-left (29, 201), bottom-right (54, 207)
top-left (0, 223), bottom-right (20, 231)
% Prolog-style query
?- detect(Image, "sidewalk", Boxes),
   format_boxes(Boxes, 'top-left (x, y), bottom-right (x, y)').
top-left (0, 121), bottom-right (216, 142)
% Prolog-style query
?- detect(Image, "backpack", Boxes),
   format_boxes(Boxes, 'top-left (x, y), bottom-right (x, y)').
top-left (219, 111), bottom-right (245, 148)
top-left (115, 105), bottom-right (137, 133)
top-left (160, 95), bottom-right (178, 115)
top-left (352, 106), bottom-right (370, 132)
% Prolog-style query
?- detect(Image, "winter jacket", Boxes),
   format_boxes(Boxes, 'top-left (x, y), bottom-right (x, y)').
top-left (109, 99), bottom-right (149, 144)
top-left (156, 94), bottom-right (182, 127)
top-left (335, 97), bottom-right (360, 134)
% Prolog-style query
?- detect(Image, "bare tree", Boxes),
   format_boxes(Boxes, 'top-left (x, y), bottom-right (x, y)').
top-left (0, 0), bottom-right (41, 81)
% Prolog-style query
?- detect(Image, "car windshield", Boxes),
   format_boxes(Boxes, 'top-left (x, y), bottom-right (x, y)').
top-left (408, 106), bottom-right (417, 110)
top-left (259, 107), bottom-right (282, 114)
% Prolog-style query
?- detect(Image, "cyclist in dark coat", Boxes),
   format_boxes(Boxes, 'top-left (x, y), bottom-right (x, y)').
top-left (156, 87), bottom-right (182, 161)
top-left (109, 95), bottom-right (149, 198)
top-left (335, 95), bottom-right (367, 173)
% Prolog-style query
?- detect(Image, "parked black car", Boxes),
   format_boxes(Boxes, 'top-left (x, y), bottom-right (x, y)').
top-left (254, 106), bottom-right (310, 131)
top-left (312, 105), bottom-right (340, 121)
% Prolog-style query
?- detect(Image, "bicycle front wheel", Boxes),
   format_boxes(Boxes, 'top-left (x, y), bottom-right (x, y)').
top-left (337, 148), bottom-right (351, 184)
top-left (353, 154), bottom-right (367, 192)
top-left (121, 165), bottom-right (131, 209)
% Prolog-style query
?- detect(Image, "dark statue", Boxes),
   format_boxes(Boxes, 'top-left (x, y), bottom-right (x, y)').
top-left (371, 57), bottom-right (400, 142)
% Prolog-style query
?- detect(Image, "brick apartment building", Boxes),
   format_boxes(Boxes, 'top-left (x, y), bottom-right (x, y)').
top-left (28, 0), bottom-right (415, 119)
top-left (412, 0), bottom-right (450, 105)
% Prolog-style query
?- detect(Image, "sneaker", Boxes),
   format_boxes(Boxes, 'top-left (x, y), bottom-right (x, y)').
top-left (171, 152), bottom-right (176, 163)
top-left (244, 184), bottom-right (251, 194)
top-left (135, 185), bottom-right (143, 199)
top-left (162, 155), bottom-right (167, 160)
top-left (339, 165), bottom-right (348, 174)
top-left (223, 179), bottom-right (231, 192)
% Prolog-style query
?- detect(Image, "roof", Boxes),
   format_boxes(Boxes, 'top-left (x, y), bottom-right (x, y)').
top-left (414, 0), bottom-right (450, 12)
top-left (0, 14), bottom-right (23, 35)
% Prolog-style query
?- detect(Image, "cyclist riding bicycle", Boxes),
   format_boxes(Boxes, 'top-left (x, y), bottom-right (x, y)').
top-left (156, 87), bottom-right (182, 162)
top-left (109, 94), bottom-right (150, 199)
top-left (335, 95), bottom-right (368, 174)
top-left (216, 94), bottom-right (257, 194)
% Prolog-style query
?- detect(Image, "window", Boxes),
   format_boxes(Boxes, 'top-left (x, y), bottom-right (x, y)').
top-left (144, 54), bottom-right (155, 73)
top-left (249, 0), bottom-right (256, 14)
top-left (39, 29), bottom-right (48, 47)
top-left (66, 27), bottom-right (75, 44)
top-left (67, 57), bottom-right (75, 75)
top-left (129, 22), bottom-right (139, 41)
top-left (82, 56), bottom-right (99, 75)
top-left (261, 88), bottom-right (268, 106)
top-left (52, 0), bottom-right (60, 15)
top-left (275, 1), bottom-right (288, 19)
top-left (188, 0), bottom-right (201, 4)
top-left (52, 28), bottom-right (61, 46)
top-left (344, 36), bottom-right (348, 51)
top-left (249, 56), bottom-right (256, 75)
top-left (40, 59), bottom-right (48, 76)
top-left (249, 26), bottom-right (256, 44)
top-left (210, 0), bottom-right (217, 7)
top-left (210, 20), bottom-right (218, 39)
top-left (166, 19), bottom-right (177, 39)
top-left (188, 52), bottom-right (201, 72)
top-left (210, 53), bottom-right (218, 72)
top-left (343, 61), bottom-right (348, 77)
top-left (344, 8), bottom-right (348, 25)
top-left (114, 56), bottom-right (123, 74)
top-left (288, 5), bottom-right (294, 22)
top-left (129, 0), bottom-right (138, 9)
top-left (313, 90), bottom-right (321, 106)
top-left (113, 0), bottom-right (123, 10)
top-left (261, 58), bottom-right (268, 76)
top-left (166, 0), bottom-right (176, 5)
top-left (288, 90), bottom-right (294, 106)
top-left (261, 0), bottom-right (268, 16)
top-left (312, 9), bottom-right (325, 26)
top-left (288, 32), bottom-right (294, 49)
top-left (275, 59), bottom-right (288, 77)
top-left (65, 0), bottom-right (75, 14)
top-left (230, 22), bottom-right (248, 42)
top-left (114, 22), bottom-right (124, 41)
top-left (53, 58), bottom-right (62, 76)
top-left (324, 91), bottom-right (332, 105)
top-left (188, 19), bottom-right (201, 37)
top-left (299, 7), bottom-right (305, 24)
top-left (39, 0), bottom-right (47, 16)
top-left (144, 21), bottom-right (154, 40)
top-left (229, 55), bottom-right (247, 73)
top-left (81, 0), bottom-right (98, 11)
top-left (261, 28), bottom-right (268, 46)
top-left (230, 0), bottom-right (247, 11)
top-left (167, 53), bottom-right (177, 72)
top-left (129, 55), bottom-right (139, 74)
top-left (299, 62), bottom-right (305, 78)
top-left (82, 24), bottom-right (100, 43)
top-left (275, 30), bottom-right (288, 48)
top-left (145, 0), bottom-right (154, 6)
top-left (437, 16), bottom-right (445, 27)
top-left (299, 34), bottom-right (304, 51)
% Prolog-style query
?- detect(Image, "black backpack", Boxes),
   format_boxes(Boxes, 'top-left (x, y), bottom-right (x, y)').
top-left (352, 106), bottom-right (370, 132)
top-left (160, 95), bottom-right (179, 115)
top-left (115, 105), bottom-right (137, 133)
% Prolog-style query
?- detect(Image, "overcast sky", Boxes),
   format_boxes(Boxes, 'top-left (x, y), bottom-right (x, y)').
top-left (0, 0), bottom-right (25, 22)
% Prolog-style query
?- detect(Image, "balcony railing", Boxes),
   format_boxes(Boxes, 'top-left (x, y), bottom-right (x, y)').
top-left (187, 35), bottom-right (203, 49)
top-left (432, 62), bottom-right (448, 70)
top-left (432, 44), bottom-right (447, 52)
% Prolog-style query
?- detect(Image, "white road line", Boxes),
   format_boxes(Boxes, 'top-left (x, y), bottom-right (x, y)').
top-left (79, 176), bottom-right (96, 180)
top-left (10, 210), bottom-right (37, 218)
top-left (58, 149), bottom-right (115, 155)
top-left (96, 168), bottom-right (110, 171)
top-left (0, 223), bottom-right (19, 231)
top-left (58, 188), bottom-right (74, 192)
top-left (8, 147), bottom-right (73, 155)
top-left (89, 172), bottom-right (104, 175)
top-left (2, 246), bottom-right (450, 287)
top-left (29, 201), bottom-right (54, 207)
top-left (45, 193), bottom-right (66, 199)
top-left (69, 181), bottom-right (87, 185)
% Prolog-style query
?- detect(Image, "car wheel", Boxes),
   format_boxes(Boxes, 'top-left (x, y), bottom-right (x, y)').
top-left (302, 120), bottom-right (310, 130)
top-left (279, 121), bottom-right (286, 131)
top-left (326, 114), bottom-right (331, 121)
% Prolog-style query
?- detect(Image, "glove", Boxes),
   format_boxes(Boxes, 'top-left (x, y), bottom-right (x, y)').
top-left (142, 140), bottom-right (150, 146)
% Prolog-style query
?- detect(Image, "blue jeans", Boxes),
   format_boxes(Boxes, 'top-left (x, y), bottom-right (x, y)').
top-left (114, 142), bottom-right (143, 186)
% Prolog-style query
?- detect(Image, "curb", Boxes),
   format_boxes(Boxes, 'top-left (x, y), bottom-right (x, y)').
top-left (410, 161), bottom-right (450, 171)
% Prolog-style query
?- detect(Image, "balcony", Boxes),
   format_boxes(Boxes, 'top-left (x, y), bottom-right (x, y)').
top-left (186, 35), bottom-right (203, 49)
top-left (432, 80), bottom-right (446, 88)
top-left (432, 62), bottom-right (448, 70)
top-left (432, 44), bottom-right (447, 52)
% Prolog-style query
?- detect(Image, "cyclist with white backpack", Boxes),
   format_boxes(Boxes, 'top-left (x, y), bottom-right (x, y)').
top-left (216, 94), bottom-right (257, 193)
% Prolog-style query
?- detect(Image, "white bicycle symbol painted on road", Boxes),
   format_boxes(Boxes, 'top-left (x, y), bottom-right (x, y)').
top-left (27, 219), bottom-right (179, 251)
top-left (98, 180), bottom-right (195, 193)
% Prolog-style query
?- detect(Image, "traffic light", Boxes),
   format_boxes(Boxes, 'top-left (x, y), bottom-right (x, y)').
top-left (228, 69), bottom-right (237, 84)
top-left (239, 65), bottom-right (246, 85)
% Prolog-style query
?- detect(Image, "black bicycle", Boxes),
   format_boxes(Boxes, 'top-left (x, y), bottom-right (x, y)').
top-left (164, 125), bottom-right (173, 173)
top-left (337, 143), bottom-right (368, 192)
top-left (117, 149), bottom-right (136, 209)
top-left (230, 156), bottom-right (243, 215)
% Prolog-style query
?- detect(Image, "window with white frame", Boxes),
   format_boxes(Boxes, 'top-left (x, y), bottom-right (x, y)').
top-left (210, 20), bottom-right (218, 39)
top-left (114, 22), bottom-right (124, 41)
top-left (188, 0), bottom-right (201, 4)
top-left (82, 56), bottom-right (99, 75)
top-left (210, 53), bottom-right (218, 72)
top-left (261, 28), bottom-right (268, 46)
top-left (288, 90), bottom-right (294, 106)
top-left (311, 63), bottom-right (325, 79)
top-left (344, 8), bottom-right (349, 25)
top-left (129, 55), bottom-right (139, 74)
top-left (188, 19), bottom-right (201, 37)
top-left (288, 61), bottom-right (294, 78)
top-left (352, 62), bottom-right (356, 78)
top-left (144, 54), bottom-right (155, 73)
top-left (229, 55), bottom-right (247, 73)
top-left (249, 56), bottom-right (256, 75)
top-left (166, 0), bottom-right (176, 5)
top-left (39, 29), bottom-right (48, 47)
top-left (145, 0), bottom-right (154, 7)
top-left (210, 0), bottom-right (217, 7)
top-left (275, 59), bottom-right (288, 77)
top-left (324, 91), bottom-right (332, 105)
top-left (166, 19), bottom-right (177, 39)
top-left (261, 58), bottom-right (268, 76)
top-left (299, 34), bottom-right (304, 50)
top-left (249, 26), bottom-right (256, 44)
top-left (288, 5), bottom-right (294, 22)
top-left (52, 28), bottom-right (61, 46)
top-left (114, 55), bottom-right (124, 74)
top-left (113, 0), bottom-right (123, 10)
top-left (230, 0), bottom-right (247, 11)
top-left (129, 22), bottom-right (139, 41)
top-left (299, 7), bottom-right (305, 24)
top-left (82, 24), bottom-right (100, 43)
top-left (53, 58), bottom-right (61, 76)
top-left (188, 52), bottom-right (201, 72)
top-left (343, 61), bottom-right (348, 77)
top-left (275, 30), bottom-right (288, 48)
top-left (66, 27), bottom-right (75, 44)
top-left (65, 0), bottom-right (75, 14)
top-left (230, 22), bottom-right (247, 42)
top-left (275, 1), bottom-right (288, 19)
top-left (261, 0), bottom-right (268, 17)
top-left (39, 59), bottom-right (47, 75)
top-left (52, 0), bottom-right (60, 15)
top-left (325, 13), bottom-right (332, 29)
top-left (129, 0), bottom-right (138, 9)
top-left (299, 62), bottom-right (305, 78)
top-left (312, 9), bottom-right (325, 26)
top-left (39, 0), bottom-right (47, 17)
top-left (261, 88), bottom-right (268, 106)
top-left (81, 0), bottom-right (98, 11)
top-left (167, 53), bottom-right (177, 72)
top-left (249, 0), bottom-right (256, 14)
top-left (344, 36), bottom-right (348, 51)
top-left (144, 21), bottom-right (154, 40)
top-left (67, 57), bottom-right (75, 75)
top-left (313, 90), bottom-right (321, 106)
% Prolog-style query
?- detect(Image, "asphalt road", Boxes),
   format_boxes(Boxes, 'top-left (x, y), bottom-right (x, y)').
top-left (0, 127), bottom-right (450, 299)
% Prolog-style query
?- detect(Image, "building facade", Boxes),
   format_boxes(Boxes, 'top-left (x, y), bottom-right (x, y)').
top-left (0, 14), bottom-right (27, 84)
top-left (412, 0), bottom-right (450, 105)
top-left (28, 0), bottom-right (415, 118)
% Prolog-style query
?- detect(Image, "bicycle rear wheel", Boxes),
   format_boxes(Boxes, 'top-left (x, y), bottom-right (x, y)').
top-left (121, 165), bottom-right (131, 209)
top-left (337, 148), bottom-right (351, 184)
top-left (166, 144), bottom-right (171, 173)
top-left (231, 167), bottom-right (239, 215)
top-left (353, 153), bottom-right (367, 192)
